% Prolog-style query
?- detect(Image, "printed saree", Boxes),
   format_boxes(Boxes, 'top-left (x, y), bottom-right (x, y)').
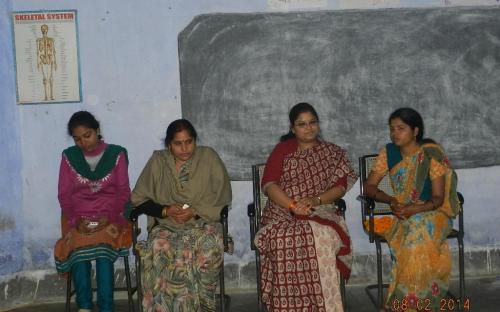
top-left (255, 141), bottom-right (357, 312)
top-left (137, 222), bottom-right (224, 312)
top-left (373, 143), bottom-right (459, 312)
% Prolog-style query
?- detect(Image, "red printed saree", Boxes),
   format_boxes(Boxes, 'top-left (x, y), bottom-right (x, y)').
top-left (255, 141), bottom-right (357, 312)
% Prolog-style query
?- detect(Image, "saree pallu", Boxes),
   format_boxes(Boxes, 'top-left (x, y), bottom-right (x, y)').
top-left (137, 222), bottom-right (223, 312)
top-left (255, 142), bottom-right (356, 312)
top-left (382, 143), bottom-right (459, 312)
top-left (54, 216), bottom-right (132, 273)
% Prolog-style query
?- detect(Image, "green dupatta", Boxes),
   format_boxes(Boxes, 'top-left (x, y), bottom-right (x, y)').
top-left (63, 144), bottom-right (128, 180)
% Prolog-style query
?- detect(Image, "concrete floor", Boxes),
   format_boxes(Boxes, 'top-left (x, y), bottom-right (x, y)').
top-left (4, 276), bottom-right (499, 312)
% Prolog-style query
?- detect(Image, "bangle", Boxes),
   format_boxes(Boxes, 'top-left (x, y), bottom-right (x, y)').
top-left (316, 196), bottom-right (322, 205)
top-left (288, 200), bottom-right (297, 210)
top-left (161, 207), bottom-right (168, 218)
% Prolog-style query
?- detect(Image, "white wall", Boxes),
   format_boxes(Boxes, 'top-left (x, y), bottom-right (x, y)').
top-left (1, 0), bottom-right (499, 281)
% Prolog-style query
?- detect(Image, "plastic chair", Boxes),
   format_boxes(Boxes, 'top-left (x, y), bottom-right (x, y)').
top-left (132, 206), bottom-right (231, 312)
top-left (358, 154), bottom-right (465, 311)
top-left (247, 163), bottom-right (348, 312)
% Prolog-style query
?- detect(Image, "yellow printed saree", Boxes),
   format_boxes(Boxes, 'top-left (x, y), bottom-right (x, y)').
top-left (371, 143), bottom-right (459, 311)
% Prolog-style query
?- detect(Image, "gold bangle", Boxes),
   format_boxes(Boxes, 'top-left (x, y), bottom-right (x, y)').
top-left (288, 200), bottom-right (297, 210)
top-left (161, 207), bottom-right (168, 218)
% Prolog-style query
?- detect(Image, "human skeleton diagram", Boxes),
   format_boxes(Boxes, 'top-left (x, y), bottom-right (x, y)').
top-left (36, 24), bottom-right (57, 101)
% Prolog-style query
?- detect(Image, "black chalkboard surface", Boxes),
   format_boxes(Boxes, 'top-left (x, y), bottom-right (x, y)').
top-left (179, 7), bottom-right (500, 180)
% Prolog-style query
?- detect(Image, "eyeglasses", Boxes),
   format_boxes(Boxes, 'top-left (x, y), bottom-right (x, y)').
top-left (294, 120), bottom-right (319, 128)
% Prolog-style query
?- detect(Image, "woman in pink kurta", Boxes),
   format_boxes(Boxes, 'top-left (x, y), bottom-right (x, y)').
top-left (255, 103), bottom-right (357, 312)
top-left (54, 111), bottom-right (132, 312)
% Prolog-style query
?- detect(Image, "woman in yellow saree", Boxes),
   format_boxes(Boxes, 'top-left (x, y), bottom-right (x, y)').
top-left (364, 108), bottom-right (459, 312)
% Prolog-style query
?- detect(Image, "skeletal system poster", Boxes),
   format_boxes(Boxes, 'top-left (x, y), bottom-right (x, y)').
top-left (12, 10), bottom-right (81, 104)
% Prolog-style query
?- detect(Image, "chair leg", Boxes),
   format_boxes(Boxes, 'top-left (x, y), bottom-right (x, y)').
top-left (66, 272), bottom-right (72, 312)
top-left (219, 259), bottom-right (226, 312)
top-left (136, 256), bottom-right (143, 312)
top-left (340, 277), bottom-right (346, 311)
top-left (124, 256), bottom-right (135, 312)
top-left (375, 239), bottom-right (384, 309)
top-left (458, 237), bottom-right (465, 312)
top-left (255, 252), bottom-right (263, 312)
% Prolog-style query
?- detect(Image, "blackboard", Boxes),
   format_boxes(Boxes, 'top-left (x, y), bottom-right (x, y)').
top-left (179, 7), bottom-right (500, 180)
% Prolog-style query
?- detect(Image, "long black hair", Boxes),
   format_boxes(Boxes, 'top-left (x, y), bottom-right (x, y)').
top-left (388, 107), bottom-right (435, 144)
top-left (280, 102), bottom-right (319, 142)
top-left (67, 111), bottom-right (102, 139)
top-left (164, 119), bottom-right (198, 146)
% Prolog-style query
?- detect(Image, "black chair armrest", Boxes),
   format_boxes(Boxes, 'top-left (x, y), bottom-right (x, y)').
top-left (247, 203), bottom-right (255, 218)
top-left (247, 202), bottom-right (256, 217)
top-left (248, 203), bottom-right (257, 250)
top-left (357, 195), bottom-right (375, 212)
top-left (131, 220), bottom-right (141, 256)
top-left (357, 195), bottom-right (377, 243)
top-left (457, 192), bottom-right (464, 205)
top-left (220, 205), bottom-right (229, 252)
top-left (336, 198), bottom-right (346, 215)
top-left (335, 199), bottom-right (347, 220)
top-left (220, 205), bottom-right (229, 219)
top-left (457, 192), bottom-right (465, 238)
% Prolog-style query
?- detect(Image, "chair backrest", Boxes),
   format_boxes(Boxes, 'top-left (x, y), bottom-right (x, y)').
top-left (359, 154), bottom-right (393, 215)
top-left (251, 164), bottom-right (268, 230)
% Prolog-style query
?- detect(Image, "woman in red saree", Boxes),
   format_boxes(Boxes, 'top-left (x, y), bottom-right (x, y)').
top-left (255, 102), bottom-right (358, 312)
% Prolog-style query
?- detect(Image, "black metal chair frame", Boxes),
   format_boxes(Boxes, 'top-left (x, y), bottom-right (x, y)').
top-left (247, 163), bottom-right (347, 312)
top-left (65, 229), bottom-right (139, 312)
top-left (132, 206), bottom-right (231, 312)
top-left (358, 154), bottom-right (465, 311)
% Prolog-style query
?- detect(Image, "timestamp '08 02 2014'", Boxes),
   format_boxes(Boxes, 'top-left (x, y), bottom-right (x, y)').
top-left (390, 297), bottom-right (470, 311)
